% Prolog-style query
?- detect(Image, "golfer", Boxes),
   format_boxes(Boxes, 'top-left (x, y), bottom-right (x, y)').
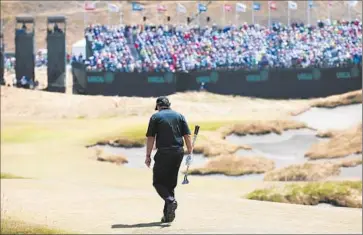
top-left (145, 96), bottom-right (193, 223)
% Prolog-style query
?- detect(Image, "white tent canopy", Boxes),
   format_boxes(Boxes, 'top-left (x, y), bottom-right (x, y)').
top-left (71, 39), bottom-right (86, 57)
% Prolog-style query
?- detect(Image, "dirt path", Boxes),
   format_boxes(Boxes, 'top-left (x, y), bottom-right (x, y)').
top-left (1, 179), bottom-right (362, 234)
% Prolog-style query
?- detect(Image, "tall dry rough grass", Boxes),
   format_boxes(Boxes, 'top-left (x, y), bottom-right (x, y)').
top-left (264, 163), bottom-right (341, 181)
top-left (311, 90), bottom-right (362, 108)
top-left (246, 181), bottom-right (362, 208)
top-left (94, 148), bottom-right (128, 165)
top-left (188, 155), bottom-right (275, 176)
top-left (220, 120), bottom-right (309, 137)
top-left (192, 131), bottom-right (251, 157)
top-left (335, 157), bottom-right (363, 168)
top-left (305, 123), bottom-right (362, 159)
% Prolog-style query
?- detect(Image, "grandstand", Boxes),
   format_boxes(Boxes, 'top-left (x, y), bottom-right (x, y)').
top-left (81, 20), bottom-right (362, 73)
top-left (1, 1), bottom-right (362, 97)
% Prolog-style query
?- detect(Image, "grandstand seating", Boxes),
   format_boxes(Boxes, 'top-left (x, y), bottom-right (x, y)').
top-left (82, 20), bottom-right (362, 72)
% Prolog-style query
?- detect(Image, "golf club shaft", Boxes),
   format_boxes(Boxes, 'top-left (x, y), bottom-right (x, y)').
top-left (183, 125), bottom-right (200, 184)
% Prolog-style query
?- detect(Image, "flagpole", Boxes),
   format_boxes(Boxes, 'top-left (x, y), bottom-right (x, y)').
top-left (120, 2), bottom-right (123, 25)
top-left (307, 1), bottom-right (310, 25)
top-left (197, 1), bottom-right (200, 27)
top-left (142, 7), bottom-right (145, 25)
top-left (328, 1), bottom-right (331, 22)
top-left (252, 1), bottom-right (255, 24)
top-left (157, 6), bottom-right (160, 25)
top-left (348, 4), bottom-right (351, 21)
top-left (83, 1), bottom-right (86, 29)
top-left (223, 1), bottom-right (226, 26)
top-left (306, 1), bottom-right (310, 24)
top-left (287, 2), bottom-right (290, 26)
top-left (108, 2), bottom-right (110, 25)
top-left (235, 7), bottom-right (238, 26)
top-left (177, 6), bottom-right (179, 26)
top-left (268, 2), bottom-right (271, 28)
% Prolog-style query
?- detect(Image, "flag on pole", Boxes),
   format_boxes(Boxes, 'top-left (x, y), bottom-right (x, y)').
top-left (176, 3), bottom-right (187, 13)
top-left (131, 2), bottom-right (144, 11)
top-left (236, 3), bottom-right (247, 12)
top-left (288, 1), bottom-right (297, 10)
top-left (253, 2), bottom-right (261, 11)
top-left (308, 0), bottom-right (313, 8)
top-left (198, 3), bottom-right (207, 12)
top-left (84, 1), bottom-right (96, 11)
top-left (156, 4), bottom-right (167, 12)
top-left (224, 4), bottom-right (232, 12)
top-left (328, 0), bottom-right (332, 7)
top-left (268, 1), bottom-right (277, 10)
top-left (108, 3), bottom-right (119, 12)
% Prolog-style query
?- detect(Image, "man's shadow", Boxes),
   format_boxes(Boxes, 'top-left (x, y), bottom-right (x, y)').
top-left (111, 221), bottom-right (171, 229)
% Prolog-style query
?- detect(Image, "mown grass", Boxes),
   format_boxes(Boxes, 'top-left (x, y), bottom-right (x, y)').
top-left (263, 163), bottom-right (341, 181)
top-left (245, 181), bottom-right (362, 208)
top-left (0, 172), bottom-right (26, 179)
top-left (1, 218), bottom-right (72, 234)
top-left (305, 123), bottom-right (362, 159)
top-left (188, 155), bottom-right (275, 176)
top-left (1, 125), bottom-right (67, 144)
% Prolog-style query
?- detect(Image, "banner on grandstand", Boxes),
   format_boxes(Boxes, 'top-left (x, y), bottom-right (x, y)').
top-left (157, 4), bottom-right (167, 13)
top-left (253, 2), bottom-right (261, 11)
top-left (84, 1), bottom-right (96, 11)
top-left (198, 3), bottom-right (207, 12)
top-left (236, 3), bottom-right (247, 12)
top-left (108, 3), bottom-right (119, 12)
top-left (74, 63), bottom-right (361, 98)
top-left (176, 3), bottom-right (187, 13)
top-left (288, 1), bottom-right (297, 10)
top-left (268, 1), bottom-right (277, 10)
top-left (131, 2), bottom-right (144, 11)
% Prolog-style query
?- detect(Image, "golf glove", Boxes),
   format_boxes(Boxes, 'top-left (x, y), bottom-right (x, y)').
top-left (185, 154), bottom-right (192, 166)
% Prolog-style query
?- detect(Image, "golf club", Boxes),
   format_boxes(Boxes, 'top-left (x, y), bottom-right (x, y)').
top-left (182, 125), bottom-right (200, 185)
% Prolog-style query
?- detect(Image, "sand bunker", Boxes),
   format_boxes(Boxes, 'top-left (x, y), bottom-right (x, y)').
top-left (91, 145), bottom-right (271, 181)
top-left (293, 104), bottom-right (362, 131)
top-left (90, 145), bottom-right (208, 170)
top-left (340, 165), bottom-right (363, 179)
top-left (226, 129), bottom-right (321, 168)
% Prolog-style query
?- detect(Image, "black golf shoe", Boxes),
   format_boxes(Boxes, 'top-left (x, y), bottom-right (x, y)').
top-left (161, 216), bottom-right (168, 223)
top-left (165, 200), bottom-right (178, 222)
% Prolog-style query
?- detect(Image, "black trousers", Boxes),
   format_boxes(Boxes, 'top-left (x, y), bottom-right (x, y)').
top-left (153, 148), bottom-right (184, 208)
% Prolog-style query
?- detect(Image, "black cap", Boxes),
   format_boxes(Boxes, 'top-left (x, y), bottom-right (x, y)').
top-left (155, 96), bottom-right (171, 110)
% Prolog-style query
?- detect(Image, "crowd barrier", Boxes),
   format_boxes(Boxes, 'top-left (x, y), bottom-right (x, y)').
top-left (72, 62), bottom-right (362, 99)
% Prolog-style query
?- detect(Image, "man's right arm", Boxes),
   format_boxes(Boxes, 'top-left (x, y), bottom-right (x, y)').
top-left (183, 134), bottom-right (193, 155)
top-left (145, 116), bottom-right (157, 158)
top-left (181, 115), bottom-right (192, 154)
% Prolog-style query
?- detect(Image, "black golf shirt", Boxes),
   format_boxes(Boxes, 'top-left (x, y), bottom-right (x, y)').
top-left (146, 109), bottom-right (191, 150)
